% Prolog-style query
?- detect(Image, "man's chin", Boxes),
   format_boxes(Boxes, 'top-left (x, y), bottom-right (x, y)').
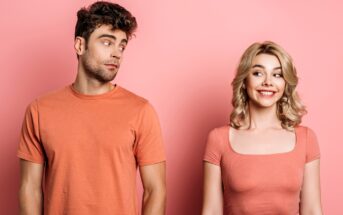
top-left (97, 73), bottom-right (117, 83)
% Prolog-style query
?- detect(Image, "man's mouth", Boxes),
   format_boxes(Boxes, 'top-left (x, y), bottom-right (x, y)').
top-left (104, 63), bottom-right (118, 69)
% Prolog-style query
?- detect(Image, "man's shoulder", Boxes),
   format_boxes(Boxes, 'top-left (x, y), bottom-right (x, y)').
top-left (117, 86), bottom-right (149, 106)
top-left (23, 86), bottom-right (70, 113)
top-left (35, 86), bottom-right (70, 103)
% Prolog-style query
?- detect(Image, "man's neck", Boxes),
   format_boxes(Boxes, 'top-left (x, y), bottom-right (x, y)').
top-left (73, 71), bottom-right (114, 95)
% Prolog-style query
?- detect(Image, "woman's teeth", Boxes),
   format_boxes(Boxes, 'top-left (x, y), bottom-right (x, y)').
top-left (259, 91), bottom-right (274, 96)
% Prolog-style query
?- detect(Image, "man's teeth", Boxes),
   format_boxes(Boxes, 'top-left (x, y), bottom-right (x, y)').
top-left (260, 91), bottom-right (274, 96)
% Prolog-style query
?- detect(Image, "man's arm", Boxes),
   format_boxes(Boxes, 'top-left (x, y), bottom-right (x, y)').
top-left (300, 159), bottom-right (323, 215)
top-left (139, 162), bottom-right (166, 215)
top-left (19, 159), bottom-right (44, 215)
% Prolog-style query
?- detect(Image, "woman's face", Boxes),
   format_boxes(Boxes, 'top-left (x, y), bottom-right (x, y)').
top-left (245, 54), bottom-right (286, 109)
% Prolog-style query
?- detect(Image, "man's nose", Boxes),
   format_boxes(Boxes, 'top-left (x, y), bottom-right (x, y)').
top-left (111, 47), bottom-right (122, 59)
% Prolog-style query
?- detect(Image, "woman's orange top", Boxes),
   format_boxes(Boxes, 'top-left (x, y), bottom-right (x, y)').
top-left (204, 126), bottom-right (320, 215)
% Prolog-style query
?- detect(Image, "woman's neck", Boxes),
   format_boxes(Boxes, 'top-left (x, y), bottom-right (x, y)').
top-left (244, 101), bottom-right (282, 130)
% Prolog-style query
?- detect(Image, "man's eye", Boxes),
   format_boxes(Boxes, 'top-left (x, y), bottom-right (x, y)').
top-left (119, 46), bottom-right (126, 51)
top-left (103, 41), bottom-right (111, 46)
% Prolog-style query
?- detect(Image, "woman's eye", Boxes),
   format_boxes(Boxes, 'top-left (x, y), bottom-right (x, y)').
top-left (274, 73), bottom-right (283, 78)
top-left (252, 71), bottom-right (263, 77)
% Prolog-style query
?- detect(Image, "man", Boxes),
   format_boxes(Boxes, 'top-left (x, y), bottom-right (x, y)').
top-left (18, 2), bottom-right (166, 214)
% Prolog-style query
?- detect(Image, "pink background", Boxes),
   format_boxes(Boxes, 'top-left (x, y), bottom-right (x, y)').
top-left (1, 0), bottom-right (342, 214)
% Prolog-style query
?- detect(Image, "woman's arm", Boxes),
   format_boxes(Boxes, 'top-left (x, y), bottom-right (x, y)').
top-left (300, 159), bottom-right (323, 215)
top-left (202, 162), bottom-right (223, 215)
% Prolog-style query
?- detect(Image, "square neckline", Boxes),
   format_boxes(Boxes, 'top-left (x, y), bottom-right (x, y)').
top-left (227, 126), bottom-right (299, 156)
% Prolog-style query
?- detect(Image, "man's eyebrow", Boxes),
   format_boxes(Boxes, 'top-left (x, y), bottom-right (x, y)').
top-left (98, 34), bottom-right (128, 44)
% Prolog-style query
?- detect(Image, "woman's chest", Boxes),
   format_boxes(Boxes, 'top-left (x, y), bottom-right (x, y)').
top-left (221, 155), bottom-right (304, 193)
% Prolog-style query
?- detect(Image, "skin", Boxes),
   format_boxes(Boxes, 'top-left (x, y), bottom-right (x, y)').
top-left (202, 54), bottom-right (322, 215)
top-left (140, 162), bottom-right (167, 215)
top-left (19, 25), bottom-right (166, 215)
top-left (202, 162), bottom-right (223, 215)
top-left (73, 25), bottom-right (128, 94)
top-left (19, 160), bottom-right (43, 215)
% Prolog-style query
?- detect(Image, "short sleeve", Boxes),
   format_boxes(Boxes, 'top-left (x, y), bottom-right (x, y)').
top-left (305, 127), bottom-right (320, 163)
top-left (134, 102), bottom-right (165, 166)
top-left (17, 101), bottom-right (45, 164)
top-left (203, 129), bottom-right (222, 166)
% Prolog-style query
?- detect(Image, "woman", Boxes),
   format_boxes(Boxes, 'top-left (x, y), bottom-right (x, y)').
top-left (202, 41), bottom-right (322, 214)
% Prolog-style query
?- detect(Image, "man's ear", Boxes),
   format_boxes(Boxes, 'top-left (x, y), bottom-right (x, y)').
top-left (74, 36), bottom-right (86, 56)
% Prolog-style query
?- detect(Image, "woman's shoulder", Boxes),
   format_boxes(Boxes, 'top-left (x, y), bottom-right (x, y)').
top-left (295, 125), bottom-right (316, 135)
top-left (204, 125), bottom-right (230, 164)
top-left (209, 125), bottom-right (230, 137)
top-left (206, 125), bottom-right (230, 149)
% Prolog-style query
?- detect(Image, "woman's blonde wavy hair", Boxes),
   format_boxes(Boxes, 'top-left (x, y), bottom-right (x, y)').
top-left (230, 41), bottom-right (307, 130)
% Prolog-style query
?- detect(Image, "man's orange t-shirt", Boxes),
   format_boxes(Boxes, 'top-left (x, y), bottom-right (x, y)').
top-left (204, 126), bottom-right (320, 215)
top-left (18, 85), bottom-right (166, 215)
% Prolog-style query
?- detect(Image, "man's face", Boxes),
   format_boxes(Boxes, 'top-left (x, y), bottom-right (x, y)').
top-left (78, 25), bottom-right (128, 83)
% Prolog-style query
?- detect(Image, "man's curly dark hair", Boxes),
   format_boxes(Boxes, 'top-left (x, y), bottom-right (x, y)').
top-left (75, 1), bottom-right (137, 44)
